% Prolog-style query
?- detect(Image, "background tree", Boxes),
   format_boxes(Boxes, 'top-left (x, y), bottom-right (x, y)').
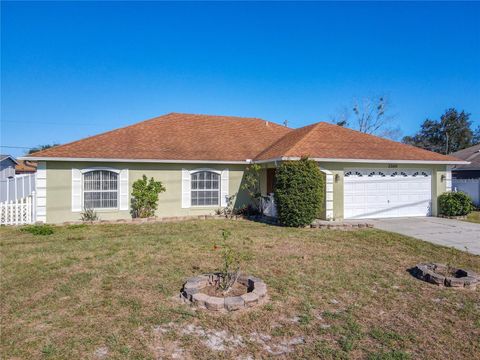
top-left (403, 108), bottom-right (473, 154)
top-left (131, 175), bottom-right (166, 218)
top-left (27, 144), bottom-right (60, 154)
top-left (330, 96), bottom-right (400, 139)
top-left (473, 125), bottom-right (480, 145)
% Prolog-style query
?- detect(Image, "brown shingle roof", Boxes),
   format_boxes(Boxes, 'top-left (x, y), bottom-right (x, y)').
top-left (26, 114), bottom-right (464, 163)
top-left (255, 122), bottom-right (462, 162)
top-left (15, 160), bottom-right (37, 174)
top-left (28, 113), bottom-right (291, 162)
top-left (451, 144), bottom-right (480, 170)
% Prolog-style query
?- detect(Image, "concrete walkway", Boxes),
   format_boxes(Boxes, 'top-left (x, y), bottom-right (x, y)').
top-left (369, 217), bottom-right (480, 255)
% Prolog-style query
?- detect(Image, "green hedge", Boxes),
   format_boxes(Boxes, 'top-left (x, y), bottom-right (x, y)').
top-left (274, 158), bottom-right (324, 227)
top-left (438, 192), bottom-right (474, 216)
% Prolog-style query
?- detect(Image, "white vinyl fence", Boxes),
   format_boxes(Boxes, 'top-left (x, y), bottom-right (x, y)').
top-left (453, 179), bottom-right (480, 207)
top-left (0, 192), bottom-right (36, 225)
top-left (0, 174), bottom-right (36, 203)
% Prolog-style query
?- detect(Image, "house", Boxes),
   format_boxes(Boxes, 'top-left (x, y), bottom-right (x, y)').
top-left (451, 144), bottom-right (480, 206)
top-left (22, 113), bottom-right (467, 223)
top-left (15, 160), bottom-right (38, 175)
top-left (0, 154), bottom-right (18, 179)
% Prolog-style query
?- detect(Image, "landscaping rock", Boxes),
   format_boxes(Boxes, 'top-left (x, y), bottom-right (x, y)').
top-left (192, 293), bottom-right (209, 308)
top-left (205, 296), bottom-right (224, 311)
top-left (224, 296), bottom-right (244, 311)
top-left (182, 273), bottom-right (267, 312)
top-left (412, 263), bottom-right (479, 290)
top-left (253, 283), bottom-right (267, 298)
top-left (241, 292), bottom-right (259, 307)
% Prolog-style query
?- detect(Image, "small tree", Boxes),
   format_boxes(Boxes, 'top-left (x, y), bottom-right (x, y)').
top-left (241, 163), bottom-right (263, 212)
top-left (213, 229), bottom-right (241, 294)
top-left (131, 175), bottom-right (166, 218)
top-left (274, 157), bottom-right (324, 227)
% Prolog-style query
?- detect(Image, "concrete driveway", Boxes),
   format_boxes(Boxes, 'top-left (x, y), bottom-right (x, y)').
top-left (369, 217), bottom-right (480, 255)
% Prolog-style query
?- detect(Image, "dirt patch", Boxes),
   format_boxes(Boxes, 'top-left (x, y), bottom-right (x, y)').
top-left (202, 281), bottom-right (247, 297)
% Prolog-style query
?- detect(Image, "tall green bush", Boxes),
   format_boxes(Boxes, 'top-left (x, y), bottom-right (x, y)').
top-left (438, 192), bottom-right (473, 216)
top-left (131, 175), bottom-right (166, 218)
top-left (274, 157), bottom-right (324, 227)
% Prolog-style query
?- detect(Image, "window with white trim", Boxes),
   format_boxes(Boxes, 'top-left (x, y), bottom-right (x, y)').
top-left (83, 170), bottom-right (119, 209)
top-left (191, 171), bottom-right (220, 206)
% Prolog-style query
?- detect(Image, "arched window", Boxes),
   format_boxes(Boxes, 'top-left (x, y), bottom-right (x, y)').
top-left (191, 171), bottom-right (220, 206)
top-left (83, 170), bottom-right (119, 209)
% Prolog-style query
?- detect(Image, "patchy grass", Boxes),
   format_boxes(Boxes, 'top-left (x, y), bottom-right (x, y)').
top-left (465, 211), bottom-right (480, 224)
top-left (1, 220), bottom-right (479, 359)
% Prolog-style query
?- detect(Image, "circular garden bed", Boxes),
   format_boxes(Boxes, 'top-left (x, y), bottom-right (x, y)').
top-left (181, 273), bottom-right (268, 311)
top-left (412, 263), bottom-right (479, 289)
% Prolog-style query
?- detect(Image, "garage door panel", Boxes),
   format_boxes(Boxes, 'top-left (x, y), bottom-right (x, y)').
top-left (344, 168), bottom-right (432, 219)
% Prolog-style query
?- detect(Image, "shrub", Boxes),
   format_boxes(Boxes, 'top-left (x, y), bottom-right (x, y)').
top-left (20, 224), bottom-right (55, 236)
top-left (438, 192), bottom-right (474, 216)
top-left (274, 157), bottom-right (324, 227)
top-left (215, 193), bottom-right (237, 218)
top-left (131, 175), bottom-right (166, 218)
top-left (80, 207), bottom-right (99, 222)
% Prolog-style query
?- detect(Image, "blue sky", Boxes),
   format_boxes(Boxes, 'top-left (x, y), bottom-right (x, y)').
top-left (1, 1), bottom-right (479, 157)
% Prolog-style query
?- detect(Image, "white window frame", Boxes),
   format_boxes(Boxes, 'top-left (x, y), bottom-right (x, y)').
top-left (190, 169), bottom-right (221, 207)
top-left (81, 168), bottom-right (120, 210)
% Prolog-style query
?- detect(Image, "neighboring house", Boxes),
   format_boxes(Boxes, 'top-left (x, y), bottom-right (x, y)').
top-left (0, 154), bottom-right (18, 179)
top-left (0, 156), bottom-right (36, 202)
top-left (15, 160), bottom-right (38, 175)
top-left (22, 113), bottom-right (467, 223)
top-left (451, 144), bottom-right (480, 207)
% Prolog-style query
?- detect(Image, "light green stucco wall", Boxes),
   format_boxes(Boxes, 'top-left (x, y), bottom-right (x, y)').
top-left (318, 162), bottom-right (448, 220)
top-left (44, 160), bottom-right (449, 223)
top-left (45, 162), bottom-right (252, 224)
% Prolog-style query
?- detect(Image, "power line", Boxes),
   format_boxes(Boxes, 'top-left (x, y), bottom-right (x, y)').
top-left (2, 121), bottom-right (100, 126)
top-left (0, 145), bottom-right (34, 149)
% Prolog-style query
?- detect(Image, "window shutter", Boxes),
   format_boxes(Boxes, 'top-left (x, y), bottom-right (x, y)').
top-left (220, 168), bottom-right (229, 207)
top-left (71, 168), bottom-right (82, 212)
top-left (181, 169), bottom-right (191, 208)
top-left (119, 169), bottom-right (129, 210)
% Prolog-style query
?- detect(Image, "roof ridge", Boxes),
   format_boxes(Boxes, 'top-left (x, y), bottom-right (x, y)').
top-left (253, 123), bottom-right (315, 159)
top-left (168, 112), bottom-right (261, 120)
top-left (286, 122), bottom-right (325, 156)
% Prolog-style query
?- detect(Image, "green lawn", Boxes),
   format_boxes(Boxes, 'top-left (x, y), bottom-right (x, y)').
top-left (465, 211), bottom-right (480, 224)
top-left (1, 220), bottom-right (479, 359)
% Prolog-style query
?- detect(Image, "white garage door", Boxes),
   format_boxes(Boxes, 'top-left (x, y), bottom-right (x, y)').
top-left (344, 169), bottom-right (432, 219)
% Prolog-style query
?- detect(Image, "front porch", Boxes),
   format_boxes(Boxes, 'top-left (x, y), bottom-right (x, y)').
top-left (258, 164), bottom-right (334, 221)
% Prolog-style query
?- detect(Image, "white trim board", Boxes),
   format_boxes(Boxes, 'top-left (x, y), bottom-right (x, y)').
top-left (35, 161), bottom-right (47, 223)
top-left (255, 157), bottom-right (469, 165)
top-left (20, 156), bottom-right (468, 166)
top-left (20, 156), bottom-right (251, 164)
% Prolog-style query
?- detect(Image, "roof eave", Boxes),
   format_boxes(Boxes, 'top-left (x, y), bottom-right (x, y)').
top-left (254, 156), bottom-right (470, 165)
top-left (0, 155), bottom-right (19, 165)
top-left (19, 156), bottom-right (252, 164)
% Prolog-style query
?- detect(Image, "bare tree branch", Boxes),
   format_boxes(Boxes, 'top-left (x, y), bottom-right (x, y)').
top-left (331, 95), bottom-right (400, 140)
